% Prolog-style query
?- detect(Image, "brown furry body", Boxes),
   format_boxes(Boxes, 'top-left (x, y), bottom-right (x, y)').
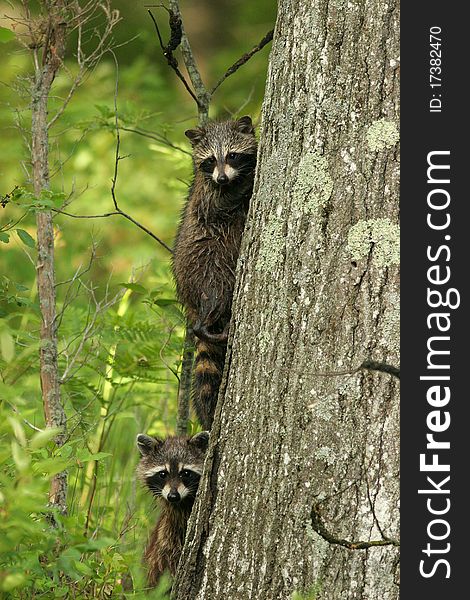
top-left (172, 117), bottom-right (257, 429)
top-left (143, 499), bottom-right (192, 587)
top-left (136, 432), bottom-right (209, 587)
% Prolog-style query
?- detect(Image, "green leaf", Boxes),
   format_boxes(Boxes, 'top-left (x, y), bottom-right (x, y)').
top-left (0, 572), bottom-right (26, 592)
top-left (154, 298), bottom-right (178, 307)
top-left (0, 27), bottom-right (15, 44)
top-left (8, 417), bottom-right (26, 446)
top-left (73, 560), bottom-right (93, 575)
top-left (57, 548), bottom-right (83, 578)
top-left (14, 283), bottom-right (29, 292)
top-left (11, 441), bottom-right (31, 472)
top-left (74, 537), bottom-right (115, 552)
top-left (0, 331), bottom-right (15, 362)
top-left (76, 449), bottom-right (112, 462)
top-left (30, 427), bottom-right (61, 449)
top-left (119, 282), bottom-right (147, 294)
top-left (87, 451), bottom-right (112, 461)
top-left (95, 104), bottom-right (113, 118)
top-left (32, 457), bottom-right (70, 476)
top-left (0, 231), bottom-right (10, 243)
top-left (16, 229), bottom-right (36, 248)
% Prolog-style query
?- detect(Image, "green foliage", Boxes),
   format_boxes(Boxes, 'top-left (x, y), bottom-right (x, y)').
top-left (0, 26), bottom-right (15, 44)
top-left (0, 1), bottom-right (274, 597)
top-left (0, 267), bottom-right (184, 597)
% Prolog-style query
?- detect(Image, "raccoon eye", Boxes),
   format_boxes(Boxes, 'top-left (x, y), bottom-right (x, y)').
top-left (200, 156), bottom-right (216, 172)
top-left (180, 469), bottom-right (192, 478)
top-left (227, 152), bottom-right (238, 160)
top-left (158, 470), bottom-right (167, 479)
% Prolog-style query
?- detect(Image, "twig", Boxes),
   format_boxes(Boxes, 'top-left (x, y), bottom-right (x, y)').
top-left (8, 401), bottom-right (42, 432)
top-left (147, 9), bottom-right (200, 107)
top-left (210, 29), bottom-right (274, 95)
top-left (50, 207), bottom-right (173, 253)
top-left (158, 323), bottom-right (180, 380)
top-left (310, 505), bottom-right (399, 550)
top-left (110, 51), bottom-right (175, 255)
top-left (59, 285), bottom-right (124, 384)
top-left (119, 125), bottom-right (191, 156)
top-left (46, 50), bottom-right (173, 254)
top-left (148, 3), bottom-right (274, 124)
top-left (360, 360), bottom-right (400, 379)
top-left (46, 2), bottom-right (121, 129)
top-left (168, 0), bottom-right (210, 121)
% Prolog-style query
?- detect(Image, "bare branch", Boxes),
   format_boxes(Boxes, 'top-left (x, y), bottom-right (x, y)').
top-left (170, 1), bottom-right (210, 122)
top-left (8, 401), bottom-right (43, 432)
top-left (158, 323), bottom-right (180, 381)
top-left (148, 3), bottom-right (273, 124)
top-left (50, 206), bottom-right (173, 253)
top-left (147, 8), bottom-right (201, 107)
top-left (48, 69), bottom-right (85, 129)
top-left (359, 360), bottom-right (400, 379)
top-left (119, 125), bottom-right (191, 156)
top-left (310, 505), bottom-right (400, 550)
top-left (59, 284), bottom-right (124, 385)
top-left (43, 50), bottom-right (174, 255)
top-left (210, 29), bottom-right (274, 95)
top-left (112, 52), bottom-right (174, 254)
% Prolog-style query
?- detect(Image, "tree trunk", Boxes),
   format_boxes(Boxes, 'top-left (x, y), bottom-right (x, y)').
top-left (173, 0), bottom-right (400, 598)
top-left (31, 5), bottom-right (68, 515)
top-left (176, 327), bottom-right (194, 435)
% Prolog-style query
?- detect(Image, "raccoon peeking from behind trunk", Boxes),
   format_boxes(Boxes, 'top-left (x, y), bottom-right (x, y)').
top-left (136, 431), bottom-right (209, 588)
top-left (172, 116), bottom-right (257, 430)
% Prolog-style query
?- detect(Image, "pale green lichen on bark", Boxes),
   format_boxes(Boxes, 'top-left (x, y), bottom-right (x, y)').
top-left (314, 446), bottom-right (335, 465)
top-left (380, 291), bottom-right (400, 355)
top-left (258, 329), bottom-right (272, 353)
top-left (307, 392), bottom-right (338, 422)
top-left (366, 119), bottom-right (399, 152)
top-left (293, 151), bottom-right (333, 214)
top-left (256, 214), bottom-right (284, 272)
top-left (347, 218), bottom-right (400, 267)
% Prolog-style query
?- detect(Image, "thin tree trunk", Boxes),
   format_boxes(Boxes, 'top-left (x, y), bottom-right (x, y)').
top-left (174, 0), bottom-right (400, 598)
top-left (31, 6), bottom-right (68, 515)
top-left (176, 326), bottom-right (195, 435)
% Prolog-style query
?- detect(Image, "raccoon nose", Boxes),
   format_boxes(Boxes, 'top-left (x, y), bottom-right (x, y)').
top-left (167, 491), bottom-right (181, 503)
top-left (217, 173), bottom-right (229, 184)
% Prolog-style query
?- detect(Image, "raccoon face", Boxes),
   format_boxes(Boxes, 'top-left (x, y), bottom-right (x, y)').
top-left (185, 116), bottom-right (257, 187)
top-left (136, 432), bottom-right (209, 505)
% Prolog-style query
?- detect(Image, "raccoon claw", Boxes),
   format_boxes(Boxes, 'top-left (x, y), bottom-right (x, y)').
top-left (193, 323), bottom-right (229, 344)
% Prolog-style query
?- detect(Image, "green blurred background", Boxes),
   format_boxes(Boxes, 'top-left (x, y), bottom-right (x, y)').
top-left (0, 1), bottom-right (276, 596)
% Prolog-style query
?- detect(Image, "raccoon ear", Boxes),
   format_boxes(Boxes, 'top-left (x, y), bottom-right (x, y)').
top-left (185, 128), bottom-right (204, 146)
top-left (136, 434), bottom-right (162, 456)
top-left (188, 431), bottom-right (210, 451)
top-left (236, 116), bottom-right (254, 134)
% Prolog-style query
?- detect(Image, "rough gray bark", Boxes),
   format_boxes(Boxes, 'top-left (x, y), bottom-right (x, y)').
top-left (173, 0), bottom-right (400, 599)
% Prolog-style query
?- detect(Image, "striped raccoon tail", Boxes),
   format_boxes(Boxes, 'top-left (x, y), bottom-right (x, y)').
top-left (192, 339), bottom-right (226, 430)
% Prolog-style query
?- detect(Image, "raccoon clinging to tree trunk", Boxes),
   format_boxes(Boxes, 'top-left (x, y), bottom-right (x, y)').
top-left (136, 431), bottom-right (209, 588)
top-left (172, 116), bottom-right (258, 430)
